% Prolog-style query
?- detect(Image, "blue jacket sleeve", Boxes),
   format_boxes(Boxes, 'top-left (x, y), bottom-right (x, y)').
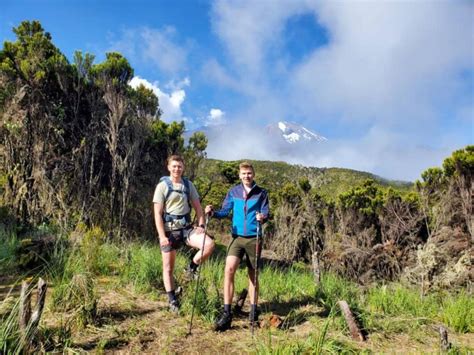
top-left (260, 189), bottom-right (270, 223)
top-left (213, 190), bottom-right (233, 219)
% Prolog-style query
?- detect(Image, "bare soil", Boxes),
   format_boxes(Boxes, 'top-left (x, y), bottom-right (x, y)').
top-left (36, 280), bottom-right (474, 353)
top-left (2, 274), bottom-right (473, 353)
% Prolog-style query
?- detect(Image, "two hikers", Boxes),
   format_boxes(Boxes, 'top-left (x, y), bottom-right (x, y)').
top-left (205, 161), bottom-right (269, 331)
top-left (153, 157), bottom-right (269, 331)
top-left (153, 155), bottom-right (215, 313)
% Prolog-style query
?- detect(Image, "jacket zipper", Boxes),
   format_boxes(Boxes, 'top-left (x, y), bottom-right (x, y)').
top-left (242, 184), bottom-right (256, 236)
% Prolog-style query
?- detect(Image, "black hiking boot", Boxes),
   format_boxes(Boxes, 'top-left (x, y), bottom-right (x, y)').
top-left (214, 311), bottom-right (232, 332)
top-left (249, 308), bottom-right (260, 324)
top-left (168, 299), bottom-right (180, 314)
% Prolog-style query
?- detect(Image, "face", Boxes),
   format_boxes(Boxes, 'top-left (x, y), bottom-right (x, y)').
top-left (239, 168), bottom-right (254, 187)
top-left (168, 160), bottom-right (184, 178)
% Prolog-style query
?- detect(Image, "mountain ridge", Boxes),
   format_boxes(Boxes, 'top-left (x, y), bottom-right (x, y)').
top-left (198, 158), bottom-right (413, 201)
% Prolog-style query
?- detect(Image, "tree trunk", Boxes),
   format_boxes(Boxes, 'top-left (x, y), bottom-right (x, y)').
top-left (439, 325), bottom-right (450, 351)
top-left (30, 278), bottom-right (47, 331)
top-left (18, 278), bottom-right (47, 351)
top-left (19, 280), bottom-right (31, 333)
top-left (312, 251), bottom-right (321, 285)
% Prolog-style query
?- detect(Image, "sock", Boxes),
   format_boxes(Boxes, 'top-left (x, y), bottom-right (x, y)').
top-left (167, 290), bottom-right (176, 303)
top-left (224, 304), bottom-right (231, 314)
top-left (189, 260), bottom-right (199, 272)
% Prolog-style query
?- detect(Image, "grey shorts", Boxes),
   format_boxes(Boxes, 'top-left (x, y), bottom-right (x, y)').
top-left (161, 226), bottom-right (194, 253)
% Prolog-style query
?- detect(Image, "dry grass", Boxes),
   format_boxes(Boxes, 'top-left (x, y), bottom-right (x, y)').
top-left (26, 278), bottom-right (472, 353)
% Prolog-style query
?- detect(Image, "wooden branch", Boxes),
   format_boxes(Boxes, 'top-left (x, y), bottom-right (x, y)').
top-left (439, 325), bottom-right (450, 351)
top-left (338, 300), bottom-right (365, 341)
top-left (234, 288), bottom-right (248, 314)
top-left (19, 280), bottom-right (31, 333)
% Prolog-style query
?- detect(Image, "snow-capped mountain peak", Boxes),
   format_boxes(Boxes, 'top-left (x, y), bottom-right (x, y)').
top-left (273, 121), bottom-right (327, 144)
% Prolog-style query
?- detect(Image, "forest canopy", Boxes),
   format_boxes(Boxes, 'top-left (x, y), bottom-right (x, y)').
top-left (0, 20), bottom-right (206, 238)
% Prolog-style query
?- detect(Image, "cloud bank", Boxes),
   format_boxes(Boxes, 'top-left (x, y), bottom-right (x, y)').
top-left (205, 0), bottom-right (473, 181)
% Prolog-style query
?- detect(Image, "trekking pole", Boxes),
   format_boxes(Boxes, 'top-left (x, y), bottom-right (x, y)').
top-left (187, 214), bottom-right (209, 336)
top-left (251, 216), bottom-right (261, 336)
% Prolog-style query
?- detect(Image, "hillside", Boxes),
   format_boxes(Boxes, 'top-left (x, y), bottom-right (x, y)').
top-left (199, 158), bottom-right (413, 200)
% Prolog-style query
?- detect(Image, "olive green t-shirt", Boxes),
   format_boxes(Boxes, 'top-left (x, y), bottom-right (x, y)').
top-left (153, 179), bottom-right (199, 231)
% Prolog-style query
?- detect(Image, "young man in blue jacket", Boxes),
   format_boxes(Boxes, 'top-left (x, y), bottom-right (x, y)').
top-left (205, 161), bottom-right (269, 331)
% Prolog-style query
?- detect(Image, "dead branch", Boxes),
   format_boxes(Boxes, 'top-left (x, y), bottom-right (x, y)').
top-left (338, 300), bottom-right (365, 341)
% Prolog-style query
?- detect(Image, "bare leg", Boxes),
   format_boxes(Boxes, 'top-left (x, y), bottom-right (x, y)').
top-left (162, 250), bottom-right (176, 292)
top-left (186, 230), bottom-right (215, 265)
top-left (224, 256), bottom-right (241, 305)
top-left (248, 267), bottom-right (258, 305)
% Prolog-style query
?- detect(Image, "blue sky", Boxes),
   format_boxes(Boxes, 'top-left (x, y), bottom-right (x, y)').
top-left (2, 0), bottom-right (473, 181)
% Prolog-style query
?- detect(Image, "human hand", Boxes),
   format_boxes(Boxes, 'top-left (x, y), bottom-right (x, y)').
top-left (256, 212), bottom-right (264, 222)
top-left (205, 205), bottom-right (214, 216)
top-left (196, 224), bottom-right (206, 233)
top-left (159, 236), bottom-right (170, 247)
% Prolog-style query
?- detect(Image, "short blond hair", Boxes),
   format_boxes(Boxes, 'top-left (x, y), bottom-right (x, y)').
top-left (167, 155), bottom-right (185, 165)
top-left (239, 161), bottom-right (254, 173)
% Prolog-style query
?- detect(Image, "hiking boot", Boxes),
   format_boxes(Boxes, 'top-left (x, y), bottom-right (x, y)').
top-left (214, 311), bottom-right (232, 332)
top-left (249, 308), bottom-right (260, 324)
top-left (169, 299), bottom-right (180, 314)
top-left (183, 266), bottom-right (198, 281)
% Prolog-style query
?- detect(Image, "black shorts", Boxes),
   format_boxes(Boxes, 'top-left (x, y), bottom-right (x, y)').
top-left (161, 226), bottom-right (194, 253)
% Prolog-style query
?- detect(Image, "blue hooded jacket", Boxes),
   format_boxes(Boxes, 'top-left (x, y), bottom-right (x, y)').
top-left (213, 182), bottom-right (269, 237)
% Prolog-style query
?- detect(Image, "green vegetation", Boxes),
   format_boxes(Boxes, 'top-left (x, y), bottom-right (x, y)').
top-left (0, 20), bottom-right (206, 240)
top-left (1, 223), bottom-right (473, 352)
top-left (0, 19), bottom-right (472, 353)
top-left (199, 159), bottom-right (413, 204)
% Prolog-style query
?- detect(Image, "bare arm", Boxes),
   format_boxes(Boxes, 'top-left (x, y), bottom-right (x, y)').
top-left (154, 203), bottom-right (168, 246)
top-left (191, 199), bottom-right (205, 227)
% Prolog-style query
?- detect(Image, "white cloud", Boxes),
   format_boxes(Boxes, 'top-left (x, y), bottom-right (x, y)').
top-left (201, 59), bottom-right (241, 91)
top-left (211, 0), bottom-right (311, 74)
top-left (141, 26), bottom-right (188, 74)
top-left (205, 120), bottom-right (462, 181)
top-left (129, 76), bottom-right (190, 123)
top-left (109, 26), bottom-right (189, 75)
top-left (205, 108), bottom-right (226, 126)
top-left (291, 2), bottom-right (473, 125)
top-left (207, 0), bottom-right (473, 180)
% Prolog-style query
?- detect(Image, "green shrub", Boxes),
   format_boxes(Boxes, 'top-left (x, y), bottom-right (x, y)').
top-left (51, 273), bottom-right (97, 328)
top-left (0, 227), bottom-right (19, 273)
top-left (180, 258), bottom-right (222, 323)
top-left (441, 291), bottom-right (473, 333)
top-left (120, 243), bottom-right (162, 293)
top-left (365, 284), bottom-right (439, 318)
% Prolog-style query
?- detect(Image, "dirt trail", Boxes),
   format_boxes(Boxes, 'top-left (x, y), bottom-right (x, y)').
top-left (2, 277), bottom-right (473, 353)
top-left (47, 285), bottom-right (270, 353)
